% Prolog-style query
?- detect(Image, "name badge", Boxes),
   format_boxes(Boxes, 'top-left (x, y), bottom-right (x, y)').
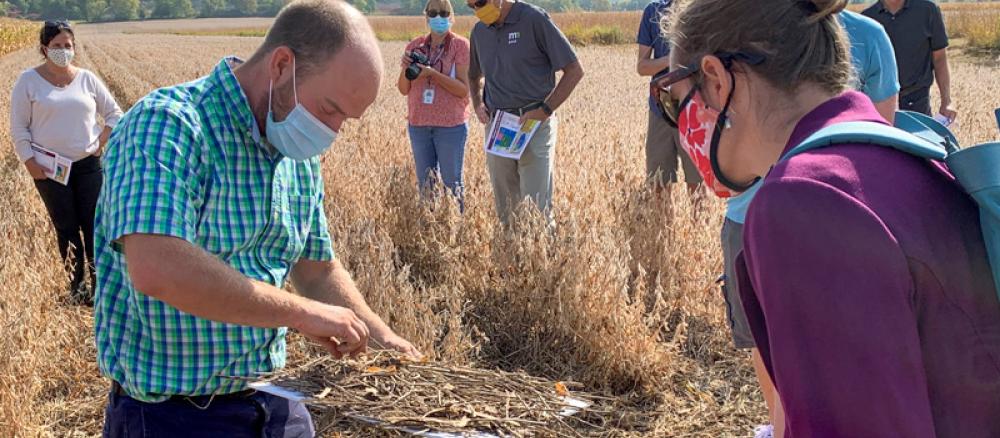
top-left (423, 88), bottom-right (435, 105)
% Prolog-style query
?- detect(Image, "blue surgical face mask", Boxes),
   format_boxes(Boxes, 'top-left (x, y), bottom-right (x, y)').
top-left (429, 16), bottom-right (451, 34)
top-left (265, 57), bottom-right (337, 161)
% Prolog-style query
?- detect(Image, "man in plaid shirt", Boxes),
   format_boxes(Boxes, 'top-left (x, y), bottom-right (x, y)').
top-left (94, 1), bottom-right (418, 436)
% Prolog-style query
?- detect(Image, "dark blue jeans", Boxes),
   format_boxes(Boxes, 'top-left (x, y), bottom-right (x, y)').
top-left (103, 388), bottom-right (315, 438)
top-left (407, 123), bottom-right (468, 205)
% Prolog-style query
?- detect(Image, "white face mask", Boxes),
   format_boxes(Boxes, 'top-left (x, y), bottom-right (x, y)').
top-left (47, 48), bottom-right (74, 67)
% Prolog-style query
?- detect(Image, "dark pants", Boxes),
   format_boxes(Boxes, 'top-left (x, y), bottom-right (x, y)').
top-left (32, 155), bottom-right (102, 295)
top-left (103, 387), bottom-right (315, 438)
top-left (900, 88), bottom-right (933, 116)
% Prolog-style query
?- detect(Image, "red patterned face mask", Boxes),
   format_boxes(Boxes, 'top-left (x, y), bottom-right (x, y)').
top-left (676, 82), bottom-right (759, 198)
top-left (676, 89), bottom-right (740, 198)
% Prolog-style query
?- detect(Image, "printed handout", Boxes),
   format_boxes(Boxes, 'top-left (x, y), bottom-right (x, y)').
top-left (483, 111), bottom-right (541, 160)
top-left (31, 144), bottom-right (73, 185)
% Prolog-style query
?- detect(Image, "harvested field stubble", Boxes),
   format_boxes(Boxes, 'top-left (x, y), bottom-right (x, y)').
top-left (0, 22), bottom-right (999, 437)
top-left (253, 352), bottom-right (616, 436)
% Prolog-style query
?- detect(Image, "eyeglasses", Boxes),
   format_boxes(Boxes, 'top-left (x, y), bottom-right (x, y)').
top-left (652, 51), bottom-right (765, 128)
top-left (652, 63), bottom-right (700, 128)
top-left (468, 0), bottom-right (488, 9)
top-left (426, 10), bottom-right (451, 17)
top-left (44, 20), bottom-right (70, 29)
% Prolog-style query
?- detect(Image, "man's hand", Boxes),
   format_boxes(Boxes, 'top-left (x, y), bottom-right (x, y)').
top-left (939, 101), bottom-right (958, 123)
top-left (519, 107), bottom-right (548, 125)
top-left (373, 330), bottom-right (422, 359)
top-left (475, 103), bottom-right (490, 124)
top-left (96, 130), bottom-right (111, 156)
top-left (296, 302), bottom-right (371, 359)
top-left (24, 158), bottom-right (47, 180)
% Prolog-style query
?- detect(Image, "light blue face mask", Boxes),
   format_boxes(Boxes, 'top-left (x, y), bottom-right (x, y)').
top-left (429, 16), bottom-right (451, 34)
top-left (265, 58), bottom-right (337, 161)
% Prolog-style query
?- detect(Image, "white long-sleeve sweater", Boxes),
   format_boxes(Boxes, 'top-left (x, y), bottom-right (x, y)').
top-left (9, 67), bottom-right (123, 162)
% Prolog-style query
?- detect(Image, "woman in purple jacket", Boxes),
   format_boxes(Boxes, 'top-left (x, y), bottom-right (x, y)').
top-left (653, 0), bottom-right (1000, 436)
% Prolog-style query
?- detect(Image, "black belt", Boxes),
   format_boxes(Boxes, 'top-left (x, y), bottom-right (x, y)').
top-left (899, 85), bottom-right (930, 101)
top-left (111, 381), bottom-right (256, 405)
top-left (493, 102), bottom-right (544, 117)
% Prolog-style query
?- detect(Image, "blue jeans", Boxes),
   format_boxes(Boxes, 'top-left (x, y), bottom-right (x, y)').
top-left (103, 388), bottom-right (315, 438)
top-left (407, 123), bottom-right (467, 204)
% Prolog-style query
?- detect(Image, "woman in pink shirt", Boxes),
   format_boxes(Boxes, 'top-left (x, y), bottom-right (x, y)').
top-left (397, 0), bottom-right (471, 207)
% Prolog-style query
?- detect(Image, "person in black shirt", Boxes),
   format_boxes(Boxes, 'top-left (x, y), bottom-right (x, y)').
top-left (863, 0), bottom-right (956, 121)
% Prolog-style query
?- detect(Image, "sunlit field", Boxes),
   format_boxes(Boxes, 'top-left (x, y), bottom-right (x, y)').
top-left (2, 7), bottom-right (1000, 435)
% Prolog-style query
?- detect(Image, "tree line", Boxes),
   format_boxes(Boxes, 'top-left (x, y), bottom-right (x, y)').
top-left (0, 0), bottom-right (992, 23)
top-left (2, 0), bottom-right (652, 21)
top-left (2, 0), bottom-right (291, 21)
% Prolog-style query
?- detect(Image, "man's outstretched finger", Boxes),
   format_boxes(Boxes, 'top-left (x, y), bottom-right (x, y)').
top-left (353, 319), bottom-right (370, 344)
top-left (338, 325), bottom-right (362, 347)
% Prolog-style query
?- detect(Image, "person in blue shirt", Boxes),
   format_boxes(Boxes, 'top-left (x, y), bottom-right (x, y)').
top-left (636, 0), bottom-right (701, 191)
top-left (841, 10), bottom-right (900, 123)
top-left (715, 10), bottom-right (902, 438)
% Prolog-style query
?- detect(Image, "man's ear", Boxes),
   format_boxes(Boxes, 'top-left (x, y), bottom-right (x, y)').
top-left (268, 46), bottom-right (295, 89)
top-left (699, 55), bottom-right (732, 112)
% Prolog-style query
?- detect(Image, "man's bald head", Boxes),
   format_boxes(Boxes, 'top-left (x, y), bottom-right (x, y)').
top-left (247, 0), bottom-right (380, 79)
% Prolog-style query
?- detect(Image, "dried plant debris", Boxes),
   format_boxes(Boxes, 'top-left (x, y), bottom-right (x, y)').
top-left (249, 351), bottom-right (615, 437)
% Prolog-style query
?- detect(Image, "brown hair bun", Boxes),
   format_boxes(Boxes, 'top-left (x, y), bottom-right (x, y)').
top-left (807, 0), bottom-right (848, 23)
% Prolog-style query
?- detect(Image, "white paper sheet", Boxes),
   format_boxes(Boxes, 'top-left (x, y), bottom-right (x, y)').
top-left (933, 113), bottom-right (954, 128)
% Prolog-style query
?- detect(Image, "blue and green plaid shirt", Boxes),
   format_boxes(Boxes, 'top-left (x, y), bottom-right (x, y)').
top-left (94, 57), bottom-right (335, 402)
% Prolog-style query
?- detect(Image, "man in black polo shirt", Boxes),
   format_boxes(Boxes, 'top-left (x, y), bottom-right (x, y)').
top-left (467, 0), bottom-right (584, 224)
top-left (863, 0), bottom-right (957, 121)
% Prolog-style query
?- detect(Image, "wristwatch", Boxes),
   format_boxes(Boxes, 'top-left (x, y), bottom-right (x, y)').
top-left (540, 102), bottom-right (553, 116)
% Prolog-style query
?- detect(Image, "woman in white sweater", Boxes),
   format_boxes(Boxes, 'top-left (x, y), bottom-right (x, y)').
top-left (9, 21), bottom-right (123, 304)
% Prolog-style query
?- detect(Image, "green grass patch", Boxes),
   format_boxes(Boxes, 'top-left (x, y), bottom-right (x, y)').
top-left (563, 24), bottom-right (628, 46)
top-left (373, 29), bottom-right (427, 42)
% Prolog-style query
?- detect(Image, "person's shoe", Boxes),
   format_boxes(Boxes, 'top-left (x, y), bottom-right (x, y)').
top-left (753, 425), bottom-right (774, 438)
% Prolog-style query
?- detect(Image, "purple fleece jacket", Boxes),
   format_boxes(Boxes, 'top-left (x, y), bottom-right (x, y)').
top-left (737, 91), bottom-right (1000, 438)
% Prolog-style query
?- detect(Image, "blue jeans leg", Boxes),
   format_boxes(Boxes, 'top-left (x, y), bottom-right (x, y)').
top-left (255, 392), bottom-right (316, 438)
top-left (432, 123), bottom-right (468, 202)
top-left (408, 125), bottom-right (438, 190)
top-left (102, 389), bottom-right (315, 438)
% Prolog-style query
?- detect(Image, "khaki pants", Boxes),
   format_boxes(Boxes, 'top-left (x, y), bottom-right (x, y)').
top-left (646, 109), bottom-right (701, 186)
top-left (486, 116), bottom-right (558, 224)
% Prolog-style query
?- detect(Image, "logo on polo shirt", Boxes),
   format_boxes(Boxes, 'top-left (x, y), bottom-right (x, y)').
top-left (508, 32), bottom-right (520, 45)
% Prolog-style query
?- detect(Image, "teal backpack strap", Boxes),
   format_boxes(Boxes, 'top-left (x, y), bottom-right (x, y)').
top-left (894, 111), bottom-right (960, 154)
top-left (946, 142), bottom-right (1000, 303)
top-left (784, 120), bottom-right (948, 162)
